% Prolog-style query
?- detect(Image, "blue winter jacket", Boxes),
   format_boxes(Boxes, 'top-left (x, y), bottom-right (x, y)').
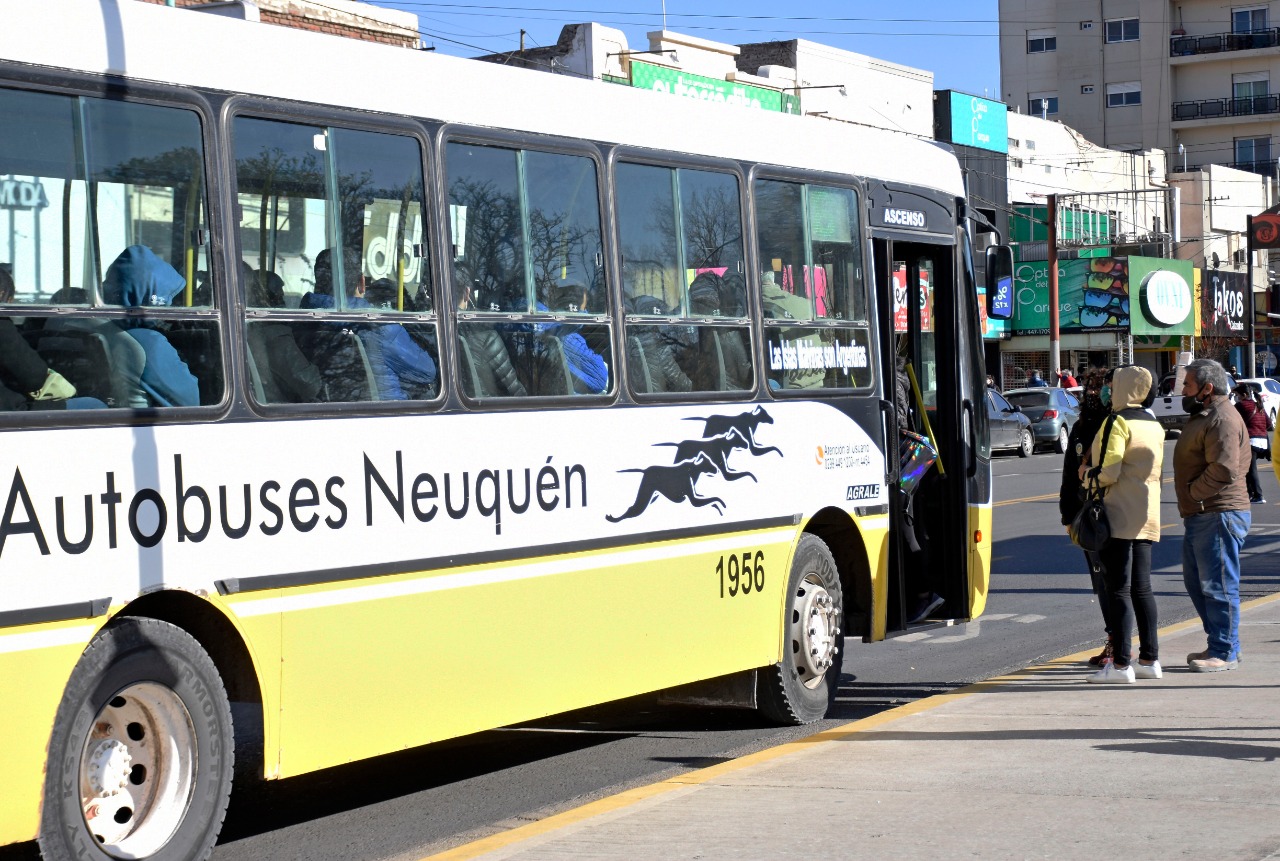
top-left (103, 245), bottom-right (200, 407)
top-left (299, 292), bottom-right (437, 399)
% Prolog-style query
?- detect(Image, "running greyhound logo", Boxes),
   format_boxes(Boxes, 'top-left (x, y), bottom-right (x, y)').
top-left (607, 406), bottom-right (783, 522)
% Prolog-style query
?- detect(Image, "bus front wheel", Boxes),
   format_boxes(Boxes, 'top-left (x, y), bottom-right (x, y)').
top-left (757, 534), bottom-right (844, 725)
top-left (39, 617), bottom-right (233, 861)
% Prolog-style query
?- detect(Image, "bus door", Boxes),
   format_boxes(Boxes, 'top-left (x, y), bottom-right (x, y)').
top-left (874, 238), bottom-right (973, 631)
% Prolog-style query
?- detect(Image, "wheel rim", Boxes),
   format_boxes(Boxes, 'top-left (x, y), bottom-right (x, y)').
top-left (1021, 430), bottom-right (1032, 454)
top-left (791, 574), bottom-right (839, 690)
top-left (1058, 427), bottom-right (1068, 448)
top-left (78, 682), bottom-right (197, 858)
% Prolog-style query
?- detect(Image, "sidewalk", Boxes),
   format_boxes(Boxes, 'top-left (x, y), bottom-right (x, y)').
top-left (429, 594), bottom-right (1280, 861)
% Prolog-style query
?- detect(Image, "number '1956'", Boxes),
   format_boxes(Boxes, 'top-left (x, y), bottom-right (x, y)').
top-left (718, 550), bottom-right (765, 597)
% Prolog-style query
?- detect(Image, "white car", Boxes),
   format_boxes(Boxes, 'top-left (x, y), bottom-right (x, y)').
top-left (1234, 377), bottom-right (1280, 426)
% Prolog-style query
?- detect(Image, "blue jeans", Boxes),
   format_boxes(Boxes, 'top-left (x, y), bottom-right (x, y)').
top-left (1182, 510), bottom-right (1250, 661)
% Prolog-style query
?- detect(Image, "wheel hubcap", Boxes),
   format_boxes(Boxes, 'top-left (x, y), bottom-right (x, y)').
top-left (78, 682), bottom-right (197, 858)
top-left (793, 575), bottom-right (840, 689)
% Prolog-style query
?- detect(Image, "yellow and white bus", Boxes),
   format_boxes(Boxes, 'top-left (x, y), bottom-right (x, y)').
top-left (0, 3), bottom-right (1003, 858)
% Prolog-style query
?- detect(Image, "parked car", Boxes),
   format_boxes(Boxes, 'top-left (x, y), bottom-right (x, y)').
top-left (986, 388), bottom-right (1034, 457)
top-left (1003, 387), bottom-right (1080, 453)
top-left (1154, 355), bottom-right (1237, 437)
top-left (1233, 377), bottom-right (1280, 426)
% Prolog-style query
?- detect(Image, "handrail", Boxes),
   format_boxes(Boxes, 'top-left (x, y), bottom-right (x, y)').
top-left (1171, 27), bottom-right (1280, 57)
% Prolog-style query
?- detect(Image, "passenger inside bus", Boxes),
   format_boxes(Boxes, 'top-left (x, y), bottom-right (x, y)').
top-left (300, 248), bottom-right (437, 401)
top-left (536, 282), bottom-right (608, 395)
top-left (625, 294), bottom-right (692, 395)
top-left (102, 245), bottom-right (200, 408)
top-left (244, 265), bottom-right (323, 404)
top-left (687, 272), bottom-right (750, 391)
top-left (0, 269), bottom-right (104, 410)
top-left (455, 280), bottom-right (527, 398)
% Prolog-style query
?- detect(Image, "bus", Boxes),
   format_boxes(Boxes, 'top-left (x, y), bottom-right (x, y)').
top-left (0, 3), bottom-right (1002, 858)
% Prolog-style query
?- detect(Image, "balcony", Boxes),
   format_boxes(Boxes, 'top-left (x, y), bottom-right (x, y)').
top-left (1171, 28), bottom-right (1280, 56)
top-left (1171, 94), bottom-right (1280, 121)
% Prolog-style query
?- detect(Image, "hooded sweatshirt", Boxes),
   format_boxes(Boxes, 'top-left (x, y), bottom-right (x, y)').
top-left (1089, 366), bottom-right (1164, 540)
top-left (103, 245), bottom-right (200, 407)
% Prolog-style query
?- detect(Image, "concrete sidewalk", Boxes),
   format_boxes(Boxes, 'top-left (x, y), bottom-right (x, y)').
top-left (430, 595), bottom-right (1280, 861)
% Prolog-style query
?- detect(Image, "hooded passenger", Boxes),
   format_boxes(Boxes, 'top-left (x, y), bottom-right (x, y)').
top-left (103, 245), bottom-right (200, 407)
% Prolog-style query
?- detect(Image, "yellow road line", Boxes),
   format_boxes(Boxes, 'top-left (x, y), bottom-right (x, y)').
top-left (417, 589), bottom-right (1280, 861)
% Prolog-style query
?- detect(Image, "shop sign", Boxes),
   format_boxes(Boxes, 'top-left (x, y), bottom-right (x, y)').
top-left (1202, 269), bottom-right (1247, 337)
top-left (629, 61), bottom-right (802, 115)
top-left (0, 178), bottom-right (48, 210)
top-left (1129, 256), bottom-right (1195, 336)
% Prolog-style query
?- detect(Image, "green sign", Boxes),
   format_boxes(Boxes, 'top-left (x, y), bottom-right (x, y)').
top-left (1129, 256), bottom-right (1195, 336)
top-left (1011, 206), bottom-right (1112, 244)
top-left (629, 61), bottom-right (802, 115)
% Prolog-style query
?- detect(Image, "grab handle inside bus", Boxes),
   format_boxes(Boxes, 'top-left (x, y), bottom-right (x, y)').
top-left (906, 362), bottom-right (944, 477)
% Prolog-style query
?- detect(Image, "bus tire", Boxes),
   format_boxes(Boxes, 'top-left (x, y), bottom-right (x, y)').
top-left (757, 533), bottom-right (844, 725)
top-left (39, 617), bottom-right (233, 861)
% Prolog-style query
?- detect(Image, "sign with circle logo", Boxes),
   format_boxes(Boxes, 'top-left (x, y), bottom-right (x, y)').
top-left (1129, 256), bottom-right (1196, 336)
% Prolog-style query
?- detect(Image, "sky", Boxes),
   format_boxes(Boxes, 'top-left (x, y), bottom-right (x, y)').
top-left (378, 2), bottom-right (1003, 99)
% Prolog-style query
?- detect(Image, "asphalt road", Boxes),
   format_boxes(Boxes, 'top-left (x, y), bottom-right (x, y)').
top-left (5, 443), bottom-right (1278, 861)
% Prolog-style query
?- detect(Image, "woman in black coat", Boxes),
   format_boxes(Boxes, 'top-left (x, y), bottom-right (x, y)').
top-left (1059, 367), bottom-right (1113, 664)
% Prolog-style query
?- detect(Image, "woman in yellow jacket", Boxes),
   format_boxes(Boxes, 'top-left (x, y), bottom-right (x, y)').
top-left (1086, 365), bottom-right (1166, 683)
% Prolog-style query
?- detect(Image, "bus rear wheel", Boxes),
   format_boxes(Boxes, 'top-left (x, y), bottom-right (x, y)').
top-left (757, 534), bottom-right (844, 725)
top-left (39, 617), bottom-right (233, 861)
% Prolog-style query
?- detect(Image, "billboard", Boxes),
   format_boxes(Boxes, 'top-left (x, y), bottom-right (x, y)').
top-left (1010, 257), bottom-right (1130, 335)
top-left (941, 91), bottom-right (1009, 154)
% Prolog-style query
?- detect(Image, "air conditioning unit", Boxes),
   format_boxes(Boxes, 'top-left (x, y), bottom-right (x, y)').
top-left (1234, 248), bottom-right (1248, 265)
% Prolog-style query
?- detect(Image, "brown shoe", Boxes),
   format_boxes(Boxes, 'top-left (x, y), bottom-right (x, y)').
top-left (1189, 656), bottom-right (1238, 673)
top-left (1186, 650), bottom-right (1210, 665)
top-left (1088, 640), bottom-right (1115, 666)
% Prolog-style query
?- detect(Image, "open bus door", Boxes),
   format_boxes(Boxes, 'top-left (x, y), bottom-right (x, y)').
top-left (874, 237), bottom-right (984, 633)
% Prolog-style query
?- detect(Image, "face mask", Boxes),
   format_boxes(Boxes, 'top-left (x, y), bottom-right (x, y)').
top-left (1182, 387), bottom-right (1208, 414)
top-left (1100, 385), bottom-right (1111, 406)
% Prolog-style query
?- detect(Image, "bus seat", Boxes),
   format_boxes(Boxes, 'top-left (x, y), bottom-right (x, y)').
top-left (25, 328), bottom-right (115, 406)
top-left (457, 334), bottom-right (486, 397)
top-left (166, 326), bottom-right (221, 405)
top-left (626, 335), bottom-right (654, 393)
top-left (351, 333), bottom-right (379, 401)
top-left (535, 334), bottom-right (574, 396)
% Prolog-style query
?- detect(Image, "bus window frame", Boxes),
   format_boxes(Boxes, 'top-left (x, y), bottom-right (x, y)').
top-left (748, 165), bottom-right (877, 398)
top-left (439, 125), bottom-right (617, 409)
top-left (226, 96), bottom-right (445, 416)
top-left (608, 146), bottom-right (757, 403)
top-left (0, 66), bottom-right (232, 424)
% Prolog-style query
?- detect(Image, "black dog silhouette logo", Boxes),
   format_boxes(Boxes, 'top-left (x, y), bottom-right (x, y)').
top-left (607, 406), bottom-right (783, 522)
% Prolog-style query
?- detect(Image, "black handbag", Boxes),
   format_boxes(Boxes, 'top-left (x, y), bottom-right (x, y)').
top-left (1069, 415), bottom-right (1115, 552)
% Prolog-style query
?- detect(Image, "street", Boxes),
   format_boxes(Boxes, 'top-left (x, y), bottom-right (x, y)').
top-left (3, 443), bottom-right (1277, 861)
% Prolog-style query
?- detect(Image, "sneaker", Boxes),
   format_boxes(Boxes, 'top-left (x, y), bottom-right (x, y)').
top-left (1251, 496), bottom-right (1267, 504)
top-left (1186, 649), bottom-right (1210, 665)
top-left (1087, 640), bottom-right (1115, 667)
top-left (908, 593), bottom-right (945, 624)
top-left (1190, 657), bottom-right (1238, 673)
top-left (1133, 660), bottom-right (1162, 679)
top-left (1087, 662), bottom-right (1135, 684)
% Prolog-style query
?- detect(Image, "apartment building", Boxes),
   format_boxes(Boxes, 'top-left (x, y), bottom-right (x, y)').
top-left (1000, 0), bottom-right (1280, 176)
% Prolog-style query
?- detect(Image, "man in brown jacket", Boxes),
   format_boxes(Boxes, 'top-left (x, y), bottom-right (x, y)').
top-left (1173, 358), bottom-right (1251, 672)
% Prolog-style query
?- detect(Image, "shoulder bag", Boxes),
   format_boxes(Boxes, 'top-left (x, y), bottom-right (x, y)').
top-left (1069, 415), bottom-right (1116, 552)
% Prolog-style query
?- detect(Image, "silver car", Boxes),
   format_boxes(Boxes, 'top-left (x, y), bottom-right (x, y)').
top-left (1002, 388), bottom-right (1081, 454)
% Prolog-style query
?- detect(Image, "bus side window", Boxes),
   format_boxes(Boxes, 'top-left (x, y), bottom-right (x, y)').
top-left (447, 142), bottom-right (610, 401)
top-left (755, 178), bottom-right (872, 393)
top-left (617, 163), bottom-right (752, 396)
top-left (234, 117), bottom-right (436, 406)
top-left (0, 86), bottom-right (218, 410)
